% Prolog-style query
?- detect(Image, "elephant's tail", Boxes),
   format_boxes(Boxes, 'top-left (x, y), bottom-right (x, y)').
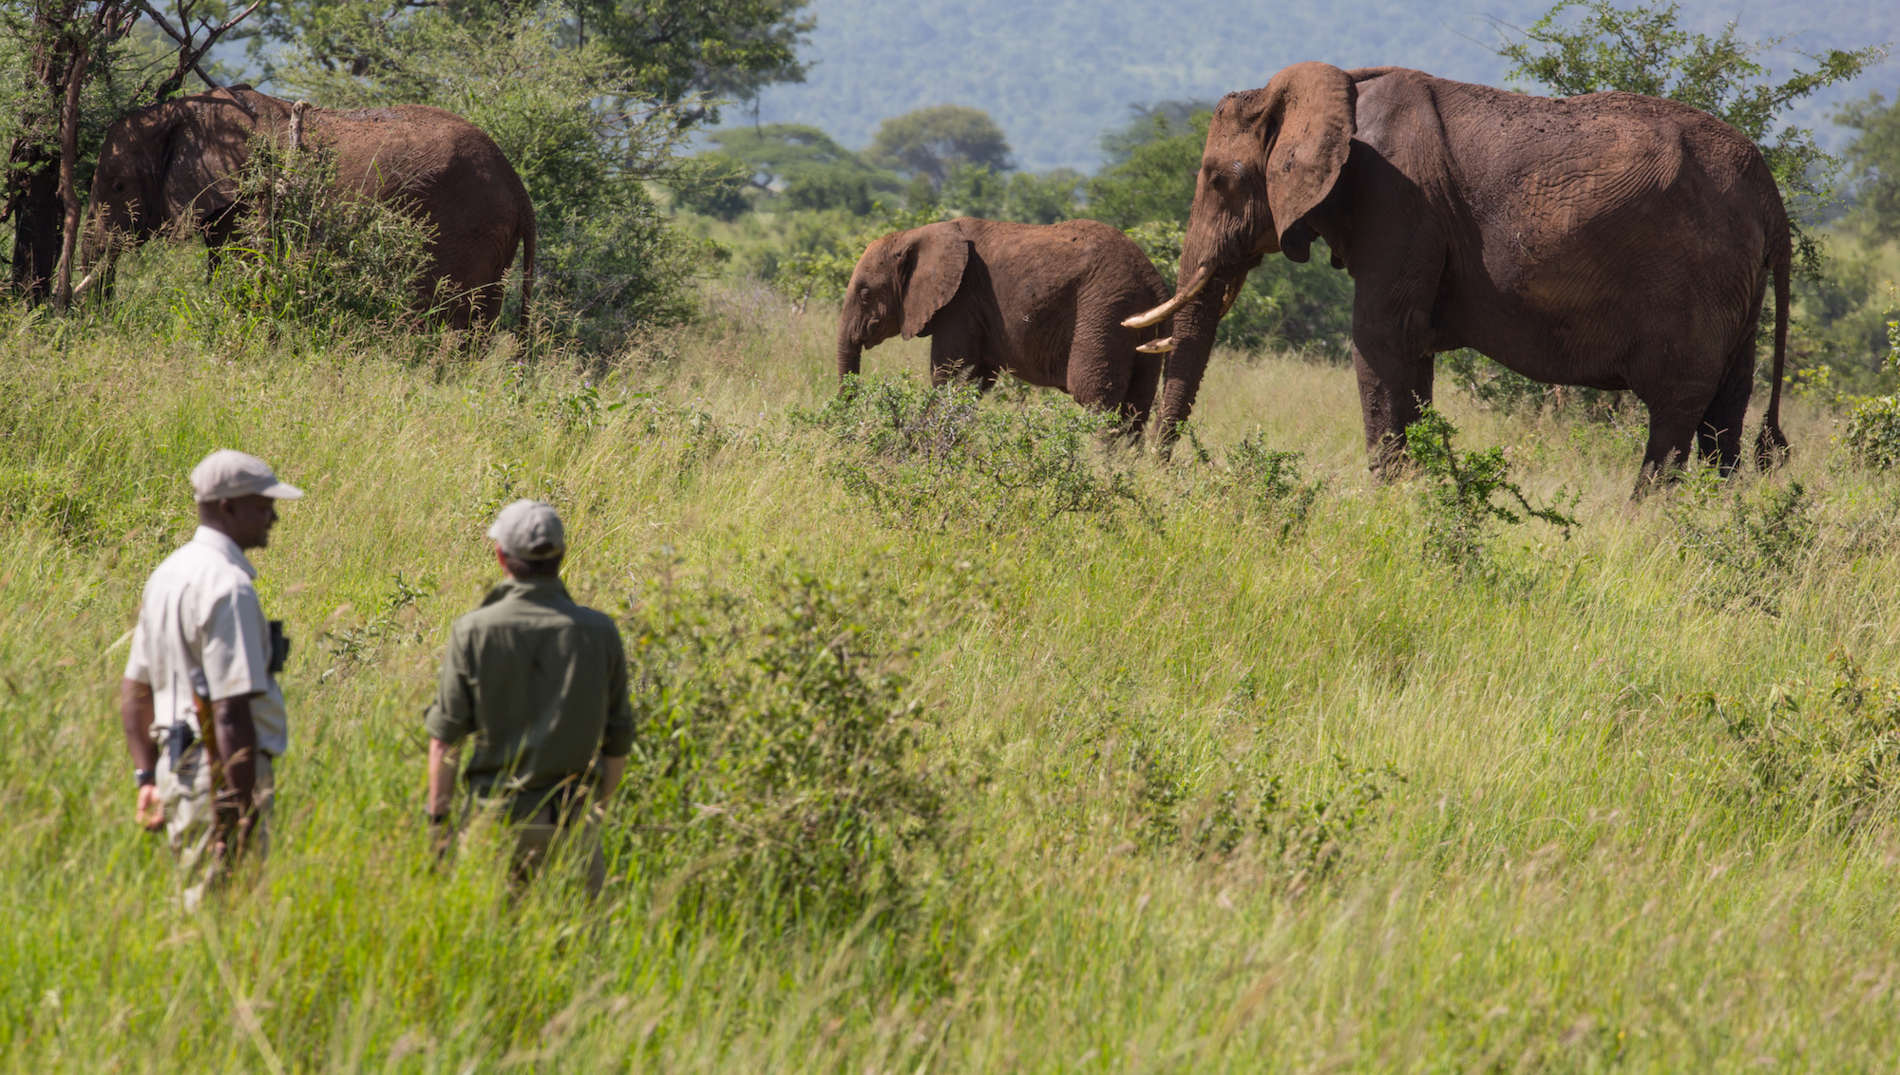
top-left (1755, 228), bottom-right (1790, 470)
top-left (517, 201), bottom-right (536, 329)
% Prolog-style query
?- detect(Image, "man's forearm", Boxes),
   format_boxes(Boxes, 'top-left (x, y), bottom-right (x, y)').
top-left (427, 738), bottom-right (459, 816)
top-left (119, 678), bottom-right (158, 772)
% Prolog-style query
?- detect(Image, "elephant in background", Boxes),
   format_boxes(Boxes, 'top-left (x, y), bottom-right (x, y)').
top-left (838, 217), bottom-right (1172, 435)
top-left (83, 85), bottom-right (535, 329)
top-left (1127, 63), bottom-right (1790, 489)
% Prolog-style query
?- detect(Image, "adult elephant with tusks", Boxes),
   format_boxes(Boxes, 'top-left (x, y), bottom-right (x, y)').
top-left (838, 217), bottom-right (1172, 438)
top-left (1125, 63), bottom-right (1790, 492)
top-left (81, 85), bottom-right (535, 329)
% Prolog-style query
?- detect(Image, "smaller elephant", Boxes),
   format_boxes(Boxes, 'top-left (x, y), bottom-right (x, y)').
top-left (837, 217), bottom-right (1172, 435)
top-left (83, 85), bottom-right (534, 329)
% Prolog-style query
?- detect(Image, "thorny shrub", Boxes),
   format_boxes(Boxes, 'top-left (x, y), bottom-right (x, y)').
top-left (1121, 737), bottom-right (1405, 895)
top-left (1692, 651), bottom-right (1900, 833)
top-left (613, 565), bottom-right (946, 922)
top-left (1406, 408), bottom-right (1579, 575)
top-left (1219, 433), bottom-right (1324, 542)
top-left (799, 376), bottom-right (1154, 531)
top-left (1669, 479), bottom-right (1817, 615)
top-left (182, 136), bottom-right (445, 344)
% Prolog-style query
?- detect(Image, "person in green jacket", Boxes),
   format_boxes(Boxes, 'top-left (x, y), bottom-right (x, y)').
top-left (424, 499), bottom-right (633, 894)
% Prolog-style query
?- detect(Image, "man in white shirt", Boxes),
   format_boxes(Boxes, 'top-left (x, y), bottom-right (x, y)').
top-left (120, 449), bottom-right (301, 910)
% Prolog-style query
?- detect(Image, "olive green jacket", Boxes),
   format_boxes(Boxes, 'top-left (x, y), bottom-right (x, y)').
top-left (424, 577), bottom-right (634, 815)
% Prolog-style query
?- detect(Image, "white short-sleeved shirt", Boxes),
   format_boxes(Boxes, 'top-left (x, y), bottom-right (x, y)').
top-left (123, 526), bottom-right (289, 756)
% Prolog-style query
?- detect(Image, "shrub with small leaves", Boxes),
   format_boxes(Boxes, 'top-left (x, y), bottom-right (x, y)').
top-left (1406, 408), bottom-right (1579, 574)
top-left (799, 376), bottom-right (1153, 530)
top-left (1842, 311), bottom-right (1900, 469)
top-left (1693, 650), bottom-right (1900, 833)
top-left (1669, 480), bottom-right (1816, 614)
top-left (1220, 433), bottom-right (1323, 542)
top-left (187, 136), bottom-right (443, 344)
top-left (614, 566), bottom-right (945, 921)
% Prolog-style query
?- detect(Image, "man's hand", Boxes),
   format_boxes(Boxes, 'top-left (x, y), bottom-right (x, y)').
top-left (135, 784), bottom-right (164, 831)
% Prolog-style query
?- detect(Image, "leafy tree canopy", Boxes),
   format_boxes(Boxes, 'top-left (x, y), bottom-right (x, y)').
top-left (248, 0), bottom-right (812, 126)
top-left (1086, 110), bottom-right (1209, 230)
top-left (1839, 92), bottom-right (1900, 240)
top-left (865, 105), bottom-right (1011, 189)
top-left (1495, 0), bottom-right (1887, 270)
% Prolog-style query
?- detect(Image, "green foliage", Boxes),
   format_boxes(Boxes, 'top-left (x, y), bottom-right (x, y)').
top-left (161, 137), bottom-right (442, 344)
top-left (1496, 0), bottom-right (1886, 271)
top-left (616, 564), bottom-right (944, 919)
top-left (275, 8), bottom-right (705, 346)
top-left (935, 163), bottom-right (1083, 224)
top-left (1406, 408), bottom-right (1579, 573)
top-left (1669, 479), bottom-right (1818, 613)
top-left (1841, 307), bottom-right (1900, 468)
top-left (1125, 741), bottom-right (1404, 891)
top-left (251, 0), bottom-right (812, 127)
top-left (664, 151), bottom-right (752, 220)
top-left (1839, 92), bottom-right (1900, 240)
top-left (767, 201), bottom-right (943, 308)
top-left (702, 123), bottom-right (903, 215)
top-left (1791, 248), bottom-right (1899, 389)
top-left (1086, 110), bottom-right (1205, 231)
top-left (799, 376), bottom-right (1152, 531)
top-left (1695, 651), bottom-right (1900, 832)
top-left (1217, 433), bottom-right (1324, 542)
top-left (865, 104), bottom-right (1012, 189)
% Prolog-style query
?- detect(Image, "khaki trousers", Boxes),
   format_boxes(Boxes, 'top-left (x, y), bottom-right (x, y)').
top-left (157, 743), bottom-right (274, 912)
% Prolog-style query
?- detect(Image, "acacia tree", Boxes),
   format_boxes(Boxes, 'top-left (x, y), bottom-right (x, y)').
top-left (865, 105), bottom-right (1011, 191)
top-left (1495, 0), bottom-right (1885, 272)
top-left (248, 0), bottom-right (810, 127)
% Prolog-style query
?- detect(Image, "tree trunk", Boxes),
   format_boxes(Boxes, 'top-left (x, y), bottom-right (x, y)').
top-left (51, 22), bottom-right (93, 311)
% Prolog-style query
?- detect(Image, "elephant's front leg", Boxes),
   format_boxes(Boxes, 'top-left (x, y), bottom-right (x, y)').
top-left (928, 325), bottom-right (989, 390)
top-left (1351, 341), bottom-right (1434, 480)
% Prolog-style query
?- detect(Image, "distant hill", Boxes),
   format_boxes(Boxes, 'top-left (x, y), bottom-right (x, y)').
top-left (734, 0), bottom-right (1900, 172)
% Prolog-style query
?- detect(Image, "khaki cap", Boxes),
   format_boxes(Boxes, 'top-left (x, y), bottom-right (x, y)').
top-left (488, 499), bottom-right (565, 559)
top-left (191, 449), bottom-right (303, 502)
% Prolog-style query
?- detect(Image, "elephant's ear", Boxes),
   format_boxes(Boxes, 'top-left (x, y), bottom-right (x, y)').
top-left (899, 224), bottom-right (970, 339)
top-left (159, 101), bottom-right (249, 222)
top-left (1259, 62), bottom-right (1355, 251)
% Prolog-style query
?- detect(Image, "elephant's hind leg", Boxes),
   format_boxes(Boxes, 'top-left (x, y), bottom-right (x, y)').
top-left (1694, 334), bottom-right (1759, 476)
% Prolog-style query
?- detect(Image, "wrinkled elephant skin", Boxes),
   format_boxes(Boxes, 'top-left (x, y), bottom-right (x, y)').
top-left (1138, 63), bottom-right (1790, 489)
top-left (838, 217), bottom-right (1172, 438)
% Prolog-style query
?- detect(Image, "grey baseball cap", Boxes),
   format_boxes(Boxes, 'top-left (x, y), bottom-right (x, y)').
top-left (191, 449), bottom-right (303, 502)
top-left (488, 499), bottom-right (566, 559)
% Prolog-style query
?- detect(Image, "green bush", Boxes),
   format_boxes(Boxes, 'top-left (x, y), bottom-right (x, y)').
top-left (799, 376), bottom-right (1153, 531)
top-left (1220, 433), bottom-right (1323, 542)
top-left (1669, 480), bottom-right (1817, 614)
top-left (1695, 651), bottom-right (1900, 833)
top-left (614, 566), bottom-right (945, 920)
top-left (165, 137), bottom-right (441, 346)
top-left (1842, 311), bottom-right (1900, 468)
top-left (1407, 408), bottom-right (1579, 574)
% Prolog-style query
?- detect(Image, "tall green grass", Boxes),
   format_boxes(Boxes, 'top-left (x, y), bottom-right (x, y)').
top-left (4, 273), bottom-right (1900, 1070)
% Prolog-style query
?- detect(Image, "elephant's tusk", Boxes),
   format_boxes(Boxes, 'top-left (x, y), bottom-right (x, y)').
top-left (1218, 279), bottom-right (1242, 319)
top-left (1136, 337), bottom-right (1177, 354)
top-left (1122, 265), bottom-right (1212, 329)
top-left (71, 269), bottom-right (98, 298)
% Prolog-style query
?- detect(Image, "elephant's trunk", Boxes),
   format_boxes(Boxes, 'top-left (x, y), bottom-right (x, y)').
top-left (1151, 275), bottom-right (1225, 453)
top-left (836, 323), bottom-right (862, 382)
